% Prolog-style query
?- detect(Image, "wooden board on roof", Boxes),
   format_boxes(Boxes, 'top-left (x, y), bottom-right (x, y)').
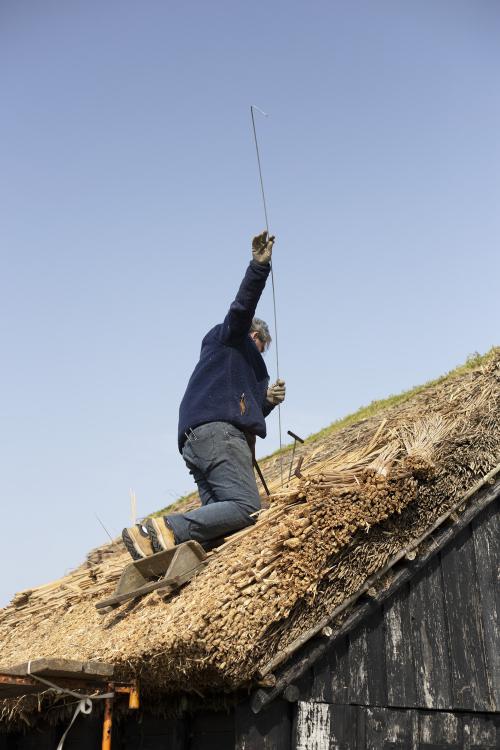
top-left (1, 657), bottom-right (114, 680)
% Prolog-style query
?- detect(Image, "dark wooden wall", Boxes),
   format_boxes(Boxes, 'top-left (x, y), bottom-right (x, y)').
top-left (1, 499), bottom-right (498, 749)
top-left (295, 498), bottom-right (499, 714)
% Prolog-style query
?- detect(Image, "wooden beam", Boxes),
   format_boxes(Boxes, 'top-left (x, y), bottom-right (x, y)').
top-left (0, 658), bottom-right (114, 681)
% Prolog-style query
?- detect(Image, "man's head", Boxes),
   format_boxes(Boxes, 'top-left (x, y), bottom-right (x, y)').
top-left (249, 318), bottom-right (271, 354)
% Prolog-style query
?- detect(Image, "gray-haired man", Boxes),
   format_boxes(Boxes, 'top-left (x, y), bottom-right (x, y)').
top-left (122, 232), bottom-right (286, 559)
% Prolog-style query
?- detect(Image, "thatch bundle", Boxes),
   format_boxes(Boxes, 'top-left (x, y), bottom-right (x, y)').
top-left (1, 349), bottom-right (499, 726)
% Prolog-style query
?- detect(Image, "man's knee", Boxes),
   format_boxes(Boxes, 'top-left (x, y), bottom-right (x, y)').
top-left (235, 494), bottom-right (261, 525)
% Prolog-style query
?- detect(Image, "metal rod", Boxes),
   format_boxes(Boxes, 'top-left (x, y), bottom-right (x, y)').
top-left (250, 104), bottom-right (284, 485)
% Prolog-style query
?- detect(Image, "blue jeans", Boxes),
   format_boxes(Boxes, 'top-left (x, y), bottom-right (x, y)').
top-left (165, 422), bottom-right (261, 545)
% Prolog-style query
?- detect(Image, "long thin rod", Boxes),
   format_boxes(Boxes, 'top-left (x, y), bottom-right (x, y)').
top-left (250, 105), bottom-right (283, 484)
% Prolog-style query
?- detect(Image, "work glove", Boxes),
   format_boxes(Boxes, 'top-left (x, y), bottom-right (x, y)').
top-left (266, 379), bottom-right (286, 406)
top-left (252, 230), bottom-right (275, 265)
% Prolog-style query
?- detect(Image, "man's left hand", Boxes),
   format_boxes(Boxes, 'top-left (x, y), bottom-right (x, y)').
top-left (266, 379), bottom-right (286, 405)
top-left (252, 231), bottom-right (275, 265)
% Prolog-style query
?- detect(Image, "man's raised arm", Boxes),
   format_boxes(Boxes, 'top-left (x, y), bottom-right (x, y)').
top-left (219, 231), bottom-right (275, 345)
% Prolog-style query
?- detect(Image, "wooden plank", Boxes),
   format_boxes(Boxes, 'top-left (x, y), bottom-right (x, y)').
top-left (440, 525), bottom-right (492, 711)
top-left (384, 584), bottom-right (417, 708)
top-left (347, 624), bottom-right (370, 706)
top-left (471, 499), bottom-right (500, 711)
top-left (363, 608), bottom-right (387, 706)
top-left (329, 704), bottom-right (359, 749)
top-left (409, 556), bottom-right (452, 709)
top-left (461, 713), bottom-right (499, 749)
top-left (293, 701), bottom-right (331, 750)
top-left (418, 710), bottom-right (461, 748)
top-left (235, 699), bottom-right (292, 750)
top-left (1, 658), bottom-right (114, 680)
top-left (364, 706), bottom-right (415, 749)
top-left (309, 635), bottom-right (349, 704)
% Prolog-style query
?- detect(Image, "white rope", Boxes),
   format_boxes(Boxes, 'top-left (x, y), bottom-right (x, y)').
top-left (56, 699), bottom-right (92, 750)
top-left (26, 661), bottom-right (114, 750)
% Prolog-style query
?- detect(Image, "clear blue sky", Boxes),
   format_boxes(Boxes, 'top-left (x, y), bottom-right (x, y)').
top-left (1, 1), bottom-right (499, 606)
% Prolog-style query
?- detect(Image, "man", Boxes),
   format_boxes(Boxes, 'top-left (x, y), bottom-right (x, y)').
top-left (122, 231), bottom-right (286, 560)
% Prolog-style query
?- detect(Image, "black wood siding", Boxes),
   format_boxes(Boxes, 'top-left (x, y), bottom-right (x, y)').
top-left (301, 499), bottom-right (499, 713)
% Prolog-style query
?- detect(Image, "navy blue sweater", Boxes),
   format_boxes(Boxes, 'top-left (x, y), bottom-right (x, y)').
top-left (178, 260), bottom-right (275, 451)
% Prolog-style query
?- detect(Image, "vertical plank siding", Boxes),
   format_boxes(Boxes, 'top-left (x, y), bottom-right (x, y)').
top-left (293, 702), bottom-right (331, 750)
top-left (471, 500), bottom-right (500, 709)
top-left (384, 584), bottom-right (417, 707)
top-left (305, 500), bottom-right (499, 713)
top-left (409, 556), bottom-right (453, 709)
top-left (312, 636), bottom-right (350, 704)
top-left (440, 526), bottom-right (492, 710)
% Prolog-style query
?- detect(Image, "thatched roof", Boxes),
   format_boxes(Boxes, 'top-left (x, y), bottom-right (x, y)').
top-left (1, 348), bottom-right (499, 727)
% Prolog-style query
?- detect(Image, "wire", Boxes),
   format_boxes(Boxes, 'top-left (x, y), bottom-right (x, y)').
top-left (250, 105), bottom-right (284, 485)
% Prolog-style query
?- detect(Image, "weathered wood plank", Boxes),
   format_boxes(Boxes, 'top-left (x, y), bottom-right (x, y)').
top-left (347, 625), bottom-right (370, 705)
top-left (418, 710), bottom-right (461, 748)
top-left (440, 525), bottom-right (492, 711)
top-left (235, 699), bottom-right (291, 749)
top-left (1, 658), bottom-right (114, 680)
top-left (471, 499), bottom-right (500, 711)
top-left (293, 701), bottom-right (331, 750)
top-left (461, 712), bottom-right (499, 749)
top-left (364, 608), bottom-right (387, 706)
top-left (409, 556), bottom-right (452, 709)
top-left (329, 704), bottom-right (359, 749)
top-left (364, 706), bottom-right (415, 749)
top-left (384, 584), bottom-right (417, 708)
top-left (309, 635), bottom-right (349, 704)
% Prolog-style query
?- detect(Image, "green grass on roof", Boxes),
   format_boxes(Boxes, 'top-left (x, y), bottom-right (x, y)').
top-left (304, 347), bottom-right (497, 445)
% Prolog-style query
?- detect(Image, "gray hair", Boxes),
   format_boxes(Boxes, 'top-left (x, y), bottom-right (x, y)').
top-left (250, 318), bottom-right (272, 349)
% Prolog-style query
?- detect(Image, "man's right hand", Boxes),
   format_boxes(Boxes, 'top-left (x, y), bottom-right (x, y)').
top-left (252, 231), bottom-right (275, 265)
top-left (266, 379), bottom-right (286, 405)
